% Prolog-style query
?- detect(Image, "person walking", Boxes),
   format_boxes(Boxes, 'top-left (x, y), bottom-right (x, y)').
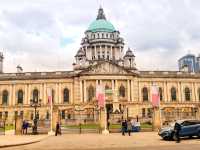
top-left (55, 122), bottom-right (61, 136)
top-left (107, 120), bottom-right (110, 131)
top-left (22, 120), bottom-right (26, 134)
top-left (174, 121), bottom-right (181, 143)
top-left (127, 120), bottom-right (132, 136)
top-left (121, 120), bottom-right (126, 136)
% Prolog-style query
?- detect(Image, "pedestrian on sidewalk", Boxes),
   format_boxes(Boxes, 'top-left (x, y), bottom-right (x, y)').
top-left (55, 122), bottom-right (61, 136)
top-left (107, 120), bottom-right (110, 131)
top-left (22, 120), bottom-right (26, 134)
top-left (121, 120), bottom-right (126, 136)
top-left (127, 119), bottom-right (132, 136)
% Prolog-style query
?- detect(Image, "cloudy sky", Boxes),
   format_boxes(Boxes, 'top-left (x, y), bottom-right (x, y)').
top-left (0, 0), bottom-right (200, 72)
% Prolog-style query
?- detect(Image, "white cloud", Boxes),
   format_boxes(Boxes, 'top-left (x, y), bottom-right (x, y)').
top-left (0, 0), bottom-right (200, 72)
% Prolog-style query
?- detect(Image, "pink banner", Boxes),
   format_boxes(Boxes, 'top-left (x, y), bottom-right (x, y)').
top-left (151, 85), bottom-right (160, 107)
top-left (96, 85), bottom-right (105, 108)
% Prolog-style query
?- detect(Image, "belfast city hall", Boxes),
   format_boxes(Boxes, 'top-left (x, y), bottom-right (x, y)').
top-left (0, 7), bottom-right (200, 128)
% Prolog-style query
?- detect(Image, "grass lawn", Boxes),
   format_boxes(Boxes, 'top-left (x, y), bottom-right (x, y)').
top-left (63, 124), bottom-right (100, 129)
top-left (5, 124), bottom-right (15, 131)
top-left (62, 123), bottom-right (152, 129)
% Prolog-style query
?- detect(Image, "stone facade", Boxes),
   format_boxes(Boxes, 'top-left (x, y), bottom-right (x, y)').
top-left (0, 7), bottom-right (200, 126)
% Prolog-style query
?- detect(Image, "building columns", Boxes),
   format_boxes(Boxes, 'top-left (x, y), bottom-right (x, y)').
top-left (114, 80), bottom-right (118, 102)
top-left (43, 83), bottom-right (47, 105)
top-left (178, 82), bottom-right (182, 102)
top-left (127, 80), bottom-right (130, 102)
top-left (80, 80), bottom-right (83, 103)
top-left (94, 46), bottom-right (97, 60)
top-left (192, 82), bottom-right (196, 102)
top-left (58, 83), bottom-right (62, 104)
top-left (27, 84), bottom-right (31, 105)
top-left (9, 85), bottom-right (12, 106)
top-left (84, 80), bottom-right (87, 102)
top-left (131, 80), bottom-right (134, 102)
top-left (55, 83), bottom-right (59, 104)
top-left (25, 84), bottom-right (28, 105)
top-left (70, 83), bottom-right (73, 104)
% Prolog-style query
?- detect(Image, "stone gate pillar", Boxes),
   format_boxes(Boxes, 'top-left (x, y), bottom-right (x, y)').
top-left (52, 107), bottom-right (60, 131)
top-left (152, 107), bottom-right (161, 131)
top-left (15, 116), bottom-right (23, 135)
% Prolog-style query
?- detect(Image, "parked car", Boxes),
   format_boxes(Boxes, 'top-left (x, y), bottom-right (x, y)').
top-left (158, 120), bottom-right (200, 140)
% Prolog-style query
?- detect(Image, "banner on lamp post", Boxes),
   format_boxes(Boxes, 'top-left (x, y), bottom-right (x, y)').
top-left (96, 85), bottom-right (105, 108)
top-left (47, 88), bottom-right (52, 105)
top-left (151, 85), bottom-right (160, 107)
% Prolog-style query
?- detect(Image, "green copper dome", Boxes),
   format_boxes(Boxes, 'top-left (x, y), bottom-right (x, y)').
top-left (88, 19), bottom-right (115, 32)
top-left (87, 7), bottom-right (116, 32)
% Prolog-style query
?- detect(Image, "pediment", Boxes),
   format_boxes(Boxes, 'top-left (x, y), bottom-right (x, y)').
top-left (80, 61), bottom-right (134, 75)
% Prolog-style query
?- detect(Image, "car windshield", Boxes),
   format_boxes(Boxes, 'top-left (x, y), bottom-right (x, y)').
top-left (169, 120), bottom-right (184, 127)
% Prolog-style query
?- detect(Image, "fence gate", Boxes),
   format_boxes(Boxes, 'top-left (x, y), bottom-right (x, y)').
top-left (27, 120), bottom-right (50, 134)
top-left (60, 108), bottom-right (100, 134)
top-left (161, 107), bottom-right (199, 126)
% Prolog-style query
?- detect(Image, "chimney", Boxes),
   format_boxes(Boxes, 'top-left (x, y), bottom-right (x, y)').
top-left (0, 52), bottom-right (4, 73)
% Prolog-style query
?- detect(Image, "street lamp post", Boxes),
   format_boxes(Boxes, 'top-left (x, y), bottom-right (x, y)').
top-left (74, 105), bottom-right (84, 134)
top-left (30, 98), bottom-right (41, 135)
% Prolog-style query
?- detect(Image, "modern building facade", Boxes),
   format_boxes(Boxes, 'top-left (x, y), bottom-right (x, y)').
top-left (0, 7), bottom-right (200, 126)
top-left (178, 54), bottom-right (200, 73)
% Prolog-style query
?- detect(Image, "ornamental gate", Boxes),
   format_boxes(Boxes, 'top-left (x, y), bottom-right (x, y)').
top-left (161, 107), bottom-right (199, 126)
top-left (60, 107), bottom-right (100, 134)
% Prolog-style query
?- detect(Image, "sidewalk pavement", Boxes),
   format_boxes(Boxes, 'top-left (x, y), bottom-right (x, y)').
top-left (0, 134), bottom-right (48, 148)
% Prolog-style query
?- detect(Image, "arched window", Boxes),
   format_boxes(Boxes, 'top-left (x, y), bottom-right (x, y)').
top-left (171, 87), bottom-right (176, 101)
top-left (185, 87), bottom-right (191, 101)
top-left (33, 89), bottom-right (39, 103)
top-left (198, 88), bottom-right (200, 101)
top-left (17, 90), bottom-right (23, 104)
top-left (159, 87), bottom-right (163, 101)
top-left (142, 87), bottom-right (148, 101)
top-left (2, 90), bottom-right (8, 105)
top-left (119, 85), bottom-right (125, 97)
top-left (63, 88), bottom-right (69, 103)
top-left (88, 85), bottom-right (95, 101)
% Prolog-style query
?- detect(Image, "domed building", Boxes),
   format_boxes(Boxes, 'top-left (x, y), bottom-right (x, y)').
top-left (74, 7), bottom-right (136, 71)
top-left (0, 7), bottom-right (200, 131)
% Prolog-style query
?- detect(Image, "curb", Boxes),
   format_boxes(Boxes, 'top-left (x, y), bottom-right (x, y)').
top-left (0, 136), bottom-right (49, 148)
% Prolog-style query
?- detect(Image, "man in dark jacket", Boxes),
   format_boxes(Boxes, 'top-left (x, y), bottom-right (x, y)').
top-left (55, 122), bottom-right (61, 136)
top-left (174, 122), bottom-right (181, 143)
